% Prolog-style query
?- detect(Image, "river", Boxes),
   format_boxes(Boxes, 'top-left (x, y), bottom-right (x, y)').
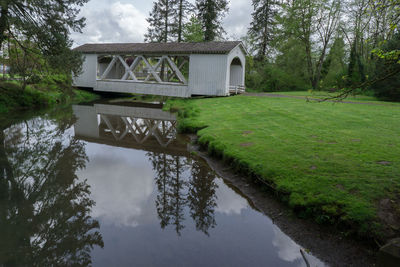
top-left (0, 100), bottom-right (325, 266)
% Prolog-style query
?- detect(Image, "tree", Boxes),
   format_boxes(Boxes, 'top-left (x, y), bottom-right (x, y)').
top-left (176, 0), bottom-right (194, 42)
top-left (145, 0), bottom-right (193, 43)
top-left (319, 36), bottom-right (346, 87)
top-left (183, 16), bottom-right (204, 42)
top-left (196, 0), bottom-right (229, 41)
top-left (0, 0), bottom-right (88, 76)
top-left (327, 0), bottom-right (400, 100)
top-left (145, 0), bottom-right (177, 43)
top-left (248, 0), bottom-right (278, 59)
top-left (370, 32), bottom-right (400, 100)
top-left (280, 0), bottom-right (341, 89)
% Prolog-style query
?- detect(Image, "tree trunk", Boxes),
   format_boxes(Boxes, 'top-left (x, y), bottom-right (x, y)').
top-left (0, 3), bottom-right (9, 48)
top-left (178, 0), bottom-right (183, 42)
top-left (304, 40), bottom-right (315, 89)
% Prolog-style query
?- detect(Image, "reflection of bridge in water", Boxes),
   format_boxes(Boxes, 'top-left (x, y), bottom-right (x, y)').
top-left (73, 102), bottom-right (188, 156)
top-left (73, 101), bottom-right (217, 236)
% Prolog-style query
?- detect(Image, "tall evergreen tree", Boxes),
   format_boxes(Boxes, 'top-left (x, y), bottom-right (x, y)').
top-left (145, 0), bottom-right (178, 42)
top-left (248, 0), bottom-right (277, 59)
top-left (196, 0), bottom-right (229, 41)
top-left (176, 0), bottom-right (194, 42)
top-left (145, 0), bottom-right (193, 43)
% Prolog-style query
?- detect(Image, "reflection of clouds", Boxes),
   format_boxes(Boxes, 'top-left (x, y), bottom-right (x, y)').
top-left (272, 225), bottom-right (326, 267)
top-left (273, 226), bottom-right (302, 263)
top-left (78, 143), bottom-right (155, 227)
top-left (214, 178), bottom-right (249, 215)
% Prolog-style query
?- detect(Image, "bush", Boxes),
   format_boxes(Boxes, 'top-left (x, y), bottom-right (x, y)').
top-left (246, 62), bottom-right (309, 92)
top-left (369, 33), bottom-right (400, 101)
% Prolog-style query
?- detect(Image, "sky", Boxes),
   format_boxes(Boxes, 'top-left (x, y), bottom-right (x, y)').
top-left (71, 0), bottom-right (253, 47)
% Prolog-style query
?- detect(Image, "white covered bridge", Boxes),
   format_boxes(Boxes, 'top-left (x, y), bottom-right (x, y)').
top-left (73, 41), bottom-right (246, 97)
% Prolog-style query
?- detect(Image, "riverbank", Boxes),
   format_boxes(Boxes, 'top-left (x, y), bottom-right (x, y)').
top-left (0, 79), bottom-right (99, 114)
top-left (188, 135), bottom-right (376, 266)
top-left (165, 94), bottom-right (400, 242)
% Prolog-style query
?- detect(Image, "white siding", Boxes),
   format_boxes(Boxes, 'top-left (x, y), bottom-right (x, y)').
top-left (73, 54), bottom-right (97, 88)
top-left (188, 54), bottom-right (228, 96)
top-left (96, 80), bottom-right (190, 98)
top-left (73, 44), bottom-right (246, 97)
top-left (72, 105), bottom-right (99, 138)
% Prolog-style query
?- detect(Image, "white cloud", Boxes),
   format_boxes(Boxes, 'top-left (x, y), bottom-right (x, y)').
top-left (71, 0), bottom-right (252, 46)
top-left (72, 1), bottom-right (148, 47)
top-left (78, 145), bottom-right (156, 228)
top-left (224, 0), bottom-right (252, 40)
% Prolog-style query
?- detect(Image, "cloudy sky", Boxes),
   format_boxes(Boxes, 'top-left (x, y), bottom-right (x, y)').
top-left (71, 0), bottom-right (253, 47)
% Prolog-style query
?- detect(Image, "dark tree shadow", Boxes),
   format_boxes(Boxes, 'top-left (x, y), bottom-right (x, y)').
top-left (0, 115), bottom-right (103, 266)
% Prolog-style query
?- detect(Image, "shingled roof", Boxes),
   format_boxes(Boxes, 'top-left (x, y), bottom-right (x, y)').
top-left (73, 41), bottom-right (243, 55)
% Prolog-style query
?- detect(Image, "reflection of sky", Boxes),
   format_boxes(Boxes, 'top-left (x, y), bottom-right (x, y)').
top-left (76, 133), bottom-right (325, 266)
top-left (272, 225), bottom-right (325, 267)
top-left (214, 178), bottom-right (248, 215)
top-left (77, 142), bottom-right (156, 227)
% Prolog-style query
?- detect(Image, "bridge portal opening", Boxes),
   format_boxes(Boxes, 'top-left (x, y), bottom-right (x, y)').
top-left (229, 57), bottom-right (244, 88)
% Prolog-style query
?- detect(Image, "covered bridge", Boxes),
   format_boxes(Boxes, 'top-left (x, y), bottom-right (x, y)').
top-left (73, 41), bottom-right (246, 97)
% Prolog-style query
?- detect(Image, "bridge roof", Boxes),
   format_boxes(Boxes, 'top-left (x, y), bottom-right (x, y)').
top-left (73, 41), bottom-right (243, 55)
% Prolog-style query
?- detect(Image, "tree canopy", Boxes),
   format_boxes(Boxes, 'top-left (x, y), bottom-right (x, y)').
top-left (196, 0), bottom-right (229, 41)
top-left (145, 0), bottom-right (193, 43)
top-left (246, 0), bottom-right (400, 101)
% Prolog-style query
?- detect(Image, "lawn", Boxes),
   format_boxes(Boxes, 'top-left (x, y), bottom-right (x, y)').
top-left (166, 95), bottom-right (400, 239)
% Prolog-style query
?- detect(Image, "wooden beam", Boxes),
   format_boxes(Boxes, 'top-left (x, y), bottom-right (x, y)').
top-left (100, 56), bottom-right (118, 79)
top-left (144, 56), bottom-right (164, 82)
top-left (141, 56), bottom-right (162, 83)
top-left (165, 56), bottom-right (187, 84)
top-left (117, 55), bottom-right (138, 81)
top-left (168, 59), bottom-right (188, 82)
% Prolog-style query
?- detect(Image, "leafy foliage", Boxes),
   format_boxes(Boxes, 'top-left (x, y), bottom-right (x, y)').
top-left (371, 33), bottom-right (400, 100)
top-left (183, 16), bottom-right (204, 42)
top-left (245, 0), bottom-right (400, 101)
top-left (0, 0), bottom-right (88, 78)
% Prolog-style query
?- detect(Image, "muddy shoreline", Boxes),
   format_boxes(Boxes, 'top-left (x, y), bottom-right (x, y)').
top-left (188, 135), bottom-right (377, 267)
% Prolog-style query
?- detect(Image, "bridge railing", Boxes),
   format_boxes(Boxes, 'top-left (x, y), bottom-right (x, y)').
top-left (229, 85), bottom-right (245, 95)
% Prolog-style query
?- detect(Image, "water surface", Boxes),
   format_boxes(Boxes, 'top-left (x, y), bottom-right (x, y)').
top-left (0, 101), bottom-right (325, 266)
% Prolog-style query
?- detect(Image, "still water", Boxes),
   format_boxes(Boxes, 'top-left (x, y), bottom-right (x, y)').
top-left (0, 101), bottom-right (325, 266)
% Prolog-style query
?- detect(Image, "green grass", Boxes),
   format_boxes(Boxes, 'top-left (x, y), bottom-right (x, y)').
top-left (166, 95), bottom-right (400, 239)
top-left (0, 80), bottom-right (99, 114)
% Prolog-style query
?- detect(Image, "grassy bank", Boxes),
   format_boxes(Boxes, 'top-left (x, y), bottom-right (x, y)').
top-left (166, 94), bottom-right (400, 240)
top-left (0, 80), bottom-right (98, 114)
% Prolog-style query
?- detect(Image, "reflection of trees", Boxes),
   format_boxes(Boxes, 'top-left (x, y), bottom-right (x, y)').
top-left (169, 156), bottom-right (187, 235)
top-left (0, 116), bottom-right (103, 266)
top-left (187, 161), bottom-right (217, 236)
top-left (148, 152), bottom-right (187, 235)
top-left (147, 151), bottom-right (217, 236)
